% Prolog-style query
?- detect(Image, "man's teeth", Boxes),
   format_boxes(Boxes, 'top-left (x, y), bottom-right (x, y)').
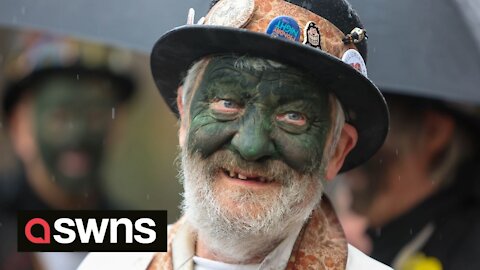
top-left (225, 169), bottom-right (272, 183)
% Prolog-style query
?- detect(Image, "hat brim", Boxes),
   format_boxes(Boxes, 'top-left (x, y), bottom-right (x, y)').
top-left (2, 65), bottom-right (135, 121)
top-left (150, 25), bottom-right (389, 172)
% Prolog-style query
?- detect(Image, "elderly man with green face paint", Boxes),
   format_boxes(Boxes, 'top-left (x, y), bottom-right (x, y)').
top-left (0, 34), bottom-right (134, 270)
top-left (80, 0), bottom-right (390, 269)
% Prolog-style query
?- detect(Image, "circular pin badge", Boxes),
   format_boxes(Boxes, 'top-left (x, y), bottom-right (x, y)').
top-left (205, 0), bottom-right (255, 28)
top-left (341, 49), bottom-right (368, 77)
top-left (266, 16), bottom-right (301, 42)
top-left (303, 21), bottom-right (321, 49)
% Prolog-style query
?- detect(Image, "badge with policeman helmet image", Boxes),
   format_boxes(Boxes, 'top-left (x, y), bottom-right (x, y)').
top-left (303, 21), bottom-right (321, 49)
top-left (341, 49), bottom-right (368, 78)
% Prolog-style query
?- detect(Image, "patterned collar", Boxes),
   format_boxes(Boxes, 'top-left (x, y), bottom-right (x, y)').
top-left (148, 197), bottom-right (348, 270)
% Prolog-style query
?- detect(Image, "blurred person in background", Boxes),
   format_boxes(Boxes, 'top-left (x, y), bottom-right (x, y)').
top-left (332, 0), bottom-right (480, 269)
top-left (344, 95), bottom-right (480, 270)
top-left (0, 32), bottom-right (135, 270)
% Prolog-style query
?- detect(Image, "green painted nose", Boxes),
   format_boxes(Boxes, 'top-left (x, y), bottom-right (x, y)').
top-left (231, 113), bottom-right (275, 161)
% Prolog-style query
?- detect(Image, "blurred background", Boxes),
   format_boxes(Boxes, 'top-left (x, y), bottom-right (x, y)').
top-left (0, 0), bottom-right (479, 270)
top-left (0, 2), bottom-right (210, 268)
top-left (0, 0), bottom-right (211, 223)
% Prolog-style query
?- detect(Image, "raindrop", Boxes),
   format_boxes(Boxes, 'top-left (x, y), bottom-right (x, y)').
top-left (375, 228), bottom-right (382, 236)
top-left (84, 192), bottom-right (89, 198)
top-left (52, 176), bottom-right (56, 182)
top-left (20, 6), bottom-right (26, 15)
top-left (0, 222), bottom-right (2, 227)
top-left (146, 194), bottom-right (150, 200)
top-left (112, 107), bottom-right (115, 119)
top-left (409, 228), bottom-right (413, 235)
top-left (398, 175), bottom-right (401, 181)
top-left (395, 148), bottom-right (399, 156)
top-left (12, 15), bottom-right (17, 24)
top-left (77, 74), bottom-right (80, 80)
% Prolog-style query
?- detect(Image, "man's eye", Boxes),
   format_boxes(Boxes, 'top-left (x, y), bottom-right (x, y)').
top-left (210, 99), bottom-right (241, 113)
top-left (276, 112), bottom-right (307, 126)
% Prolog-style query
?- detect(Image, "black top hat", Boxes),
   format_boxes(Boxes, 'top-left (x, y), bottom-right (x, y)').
top-left (150, 0), bottom-right (389, 172)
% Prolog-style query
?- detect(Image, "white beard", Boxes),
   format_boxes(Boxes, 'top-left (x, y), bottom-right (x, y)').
top-left (180, 149), bottom-right (326, 263)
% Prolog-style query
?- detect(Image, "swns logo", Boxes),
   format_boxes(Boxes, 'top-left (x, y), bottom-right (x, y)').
top-left (18, 211), bottom-right (167, 252)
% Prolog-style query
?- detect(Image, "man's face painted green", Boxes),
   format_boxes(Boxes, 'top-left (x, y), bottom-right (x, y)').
top-left (180, 56), bottom-right (337, 246)
top-left (186, 56), bottom-right (332, 173)
top-left (33, 75), bottom-right (117, 193)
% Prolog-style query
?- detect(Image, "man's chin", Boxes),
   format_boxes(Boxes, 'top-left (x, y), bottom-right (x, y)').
top-left (210, 170), bottom-right (282, 215)
top-left (55, 150), bottom-right (94, 178)
top-left (181, 148), bottom-right (323, 239)
top-left (51, 174), bottom-right (95, 195)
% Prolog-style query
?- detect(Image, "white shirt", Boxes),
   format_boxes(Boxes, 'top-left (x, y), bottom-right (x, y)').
top-left (79, 222), bottom-right (392, 270)
top-left (79, 244), bottom-right (391, 270)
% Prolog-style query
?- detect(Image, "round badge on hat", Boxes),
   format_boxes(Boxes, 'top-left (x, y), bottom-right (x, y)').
top-left (266, 16), bottom-right (301, 42)
top-left (341, 49), bottom-right (368, 77)
top-left (205, 0), bottom-right (255, 28)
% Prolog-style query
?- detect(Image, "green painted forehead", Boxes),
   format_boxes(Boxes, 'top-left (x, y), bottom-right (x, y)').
top-left (184, 55), bottom-right (331, 104)
top-left (205, 55), bottom-right (317, 83)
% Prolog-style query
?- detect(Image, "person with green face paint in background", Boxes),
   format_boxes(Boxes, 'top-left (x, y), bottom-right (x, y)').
top-left (0, 32), bottom-right (134, 270)
top-left (33, 75), bottom-right (118, 193)
top-left (81, 0), bottom-right (391, 269)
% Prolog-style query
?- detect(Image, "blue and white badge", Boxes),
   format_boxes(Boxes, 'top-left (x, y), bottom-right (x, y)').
top-left (266, 16), bottom-right (301, 42)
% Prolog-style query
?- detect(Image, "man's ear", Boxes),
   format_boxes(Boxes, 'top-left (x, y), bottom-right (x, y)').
top-left (8, 96), bottom-right (37, 163)
top-left (177, 86), bottom-right (185, 119)
top-left (421, 110), bottom-right (455, 161)
top-left (177, 86), bottom-right (187, 147)
top-left (326, 123), bottom-right (358, 180)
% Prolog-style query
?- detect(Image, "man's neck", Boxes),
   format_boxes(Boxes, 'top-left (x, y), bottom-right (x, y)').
top-left (367, 168), bottom-right (440, 228)
top-left (193, 218), bottom-right (307, 265)
top-left (196, 236), bottom-right (282, 264)
top-left (195, 232), bottom-right (281, 264)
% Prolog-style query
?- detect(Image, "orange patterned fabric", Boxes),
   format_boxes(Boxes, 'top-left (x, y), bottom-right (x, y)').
top-left (249, 0), bottom-right (357, 59)
top-left (147, 198), bottom-right (348, 270)
top-left (205, 0), bottom-right (357, 59)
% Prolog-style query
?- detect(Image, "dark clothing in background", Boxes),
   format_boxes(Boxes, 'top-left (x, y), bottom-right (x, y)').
top-left (0, 170), bottom-right (46, 270)
top-left (0, 169), bottom-right (116, 270)
top-left (368, 158), bottom-right (480, 270)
